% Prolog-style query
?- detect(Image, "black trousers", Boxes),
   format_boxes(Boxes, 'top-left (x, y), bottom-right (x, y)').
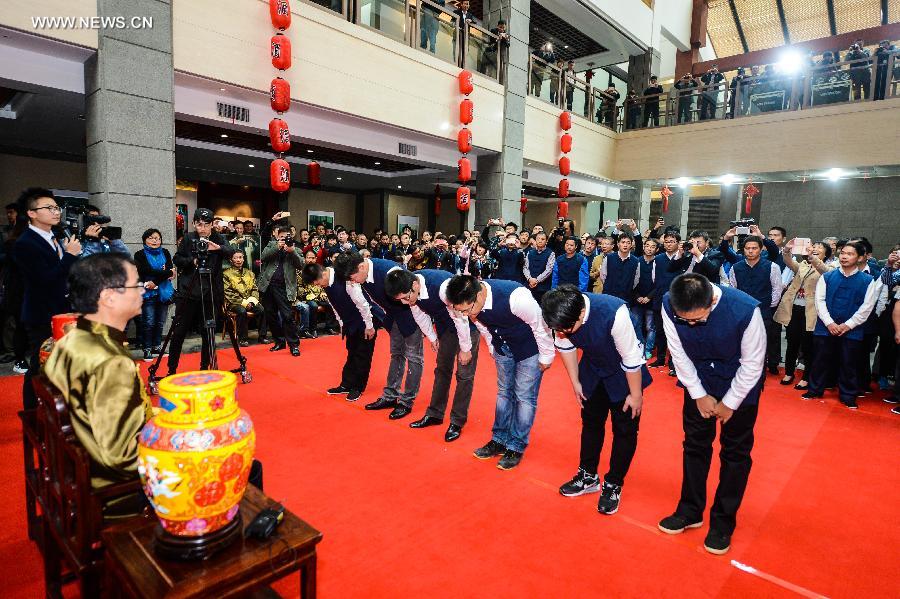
top-left (643, 106), bottom-right (659, 127)
top-left (652, 307), bottom-right (671, 366)
top-left (262, 283), bottom-right (298, 346)
top-left (579, 383), bottom-right (640, 486)
top-left (341, 329), bottom-right (377, 392)
top-left (168, 295), bottom-right (219, 373)
top-left (857, 331), bottom-right (877, 391)
top-left (231, 305), bottom-right (266, 340)
top-left (676, 391), bottom-right (758, 536)
top-left (764, 316), bottom-right (781, 370)
top-left (876, 308), bottom-right (897, 377)
top-left (808, 335), bottom-right (860, 404)
top-left (425, 327), bottom-right (481, 426)
top-left (677, 101), bottom-right (692, 123)
top-left (783, 305), bottom-right (814, 380)
top-left (23, 322), bottom-right (52, 409)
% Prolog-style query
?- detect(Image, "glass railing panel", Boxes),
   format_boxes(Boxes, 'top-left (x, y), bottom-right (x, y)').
top-left (464, 24), bottom-right (498, 80)
top-left (305, 0), bottom-right (345, 16)
top-left (418, 0), bottom-right (458, 65)
top-left (358, 0), bottom-right (408, 44)
top-left (593, 90), bottom-right (619, 130)
top-left (529, 57), bottom-right (561, 106)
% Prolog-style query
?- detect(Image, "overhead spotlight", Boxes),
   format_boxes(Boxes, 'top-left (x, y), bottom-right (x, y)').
top-left (826, 168), bottom-right (842, 181)
top-left (336, 177), bottom-right (342, 181)
top-left (307, 149), bottom-right (314, 153)
top-left (374, 161), bottom-right (381, 165)
top-left (397, 185), bottom-right (402, 189)
top-left (675, 177), bottom-right (689, 188)
top-left (220, 134), bottom-right (228, 138)
top-left (248, 164), bottom-right (255, 168)
top-left (219, 87), bottom-right (226, 91)
top-left (776, 49), bottom-right (803, 75)
top-left (720, 174), bottom-right (738, 185)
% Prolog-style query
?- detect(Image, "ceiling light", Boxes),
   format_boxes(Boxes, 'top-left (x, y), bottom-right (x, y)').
top-left (563, 45), bottom-right (568, 49)
top-left (248, 164), bottom-right (255, 168)
top-left (219, 87), bottom-right (226, 91)
top-left (776, 50), bottom-right (803, 75)
top-left (720, 174), bottom-right (738, 185)
top-left (374, 161), bottom-right (381, 165)
top-left (674, 177), bottom-right (689, 188)
top-left (306, 149), bottom-right (314, 154)
top-left (397, 185), bottom-right (402, 189)
top-left (826, 168), bottom-right (842, 181)
top-left (220, 134), bottom-right (228, 138)
top-left (336, 177), bottom-right (342, 181)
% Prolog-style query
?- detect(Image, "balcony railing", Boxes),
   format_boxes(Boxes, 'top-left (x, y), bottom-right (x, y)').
top-left (527, 55), bottom-right (619, 131)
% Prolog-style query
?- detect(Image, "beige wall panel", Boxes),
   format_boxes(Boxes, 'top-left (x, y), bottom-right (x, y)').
top-left (287, 188), bottom-right (356, 231)
top-left (361, 192), bottom-right (382, 235)
top-left (0, 154), bottom-right (87, 203)
top-left (522, 201), bottom-right (587, 236)
top-left (0, 1), bottom-right (98, 48)
top-left (386, 193), bottom-right (429, 235)
top-left (173, 1), bottom-right (504, 152)
top-left (614, 99), bottom-right (900, 181)
top-left (523, 97), bottom-right (617, 181)
top-left (435, 201), bottom-right (461, 236)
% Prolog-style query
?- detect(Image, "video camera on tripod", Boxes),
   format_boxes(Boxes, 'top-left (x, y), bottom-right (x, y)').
top-left (58, 197), bottom-right (122, 240)
top-left (191, 236), bottom-right (212, 271)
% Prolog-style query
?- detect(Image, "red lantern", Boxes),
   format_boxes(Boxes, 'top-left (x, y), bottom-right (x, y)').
top-left (558, 178), bottom-right (570, 198)
top-left (559, 111), bottom-right (572, 131)
top-left (458, 157), bottom-right (472, 182)
top-left (270, 159), bottom-right (291, 192)
top-left (457, 128), bottom-right (472, 154)
top-left (271, 34), bottom-right (292, 70)
top-left (520, 196), bottom-right (528, 214)
top-left (268, 118), bottom-right (291, 152)
top-left (456, 186), bottom-right (471, 212)
top-left (557, 200), bottom-right (569, 219)
top-left (459, 98), bottom-right (474, 125)
top-left (307, 161), bottom-right (321, 186)
top-left (269, 0), bottom-right (291, 30)
top-left (458, 70), bottom-right (474, 95)
top-left (559, 156), bottom-right (570, 176)
top-left (270, 77), bottom-right (290, 112)
top-left (560, 133), bottom-right (572, 154)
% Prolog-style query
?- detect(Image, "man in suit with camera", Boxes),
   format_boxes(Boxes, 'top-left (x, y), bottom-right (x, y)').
top-left (13, 187), bottom-right (82, 408)
top-left (167, 208), bottom-right (234, 375)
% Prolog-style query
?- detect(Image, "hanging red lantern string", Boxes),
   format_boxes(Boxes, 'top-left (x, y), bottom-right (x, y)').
top-left (307, 161), bottom-right (321, 186)
top-left (559, 156), bottom-right (570, 176)
top-left (267, 1), bottom-right (293, 194)
top-left (660, 184), bottom-right (673, 213)
top-left (557, 200), bottom-right (569, 219)
top-left (457, 70), bottom-right (474, 212)
top-left (558, 111), bottom-right (572, 217)
top-left (743, 181), bottom-right (759, 215)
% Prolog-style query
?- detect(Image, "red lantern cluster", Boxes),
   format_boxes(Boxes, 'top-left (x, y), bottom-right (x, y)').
top-left (267, 0), bottom-right (293, 193)
top-left (457, 70), bottom-right (474, 212)
top-left (558, 111), bottom-right (571, 215)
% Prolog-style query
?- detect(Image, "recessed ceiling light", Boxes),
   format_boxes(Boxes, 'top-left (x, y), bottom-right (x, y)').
top-left (374, 162), bottom-right (381, 165)
top-left (564, 45), bottom-right (568, 49)
top-left (397, 185), bottom-right (402, 189)
top-left (220, 134), bottom-right (228, 138)
top-left (219, 87), bottom-right (226, 91)
top-left (306, 149), bottom-right (314, 154)
top-left (248, 164), bottom-right (255, 168)
top-left (336, 177), bottom-right (342, 181)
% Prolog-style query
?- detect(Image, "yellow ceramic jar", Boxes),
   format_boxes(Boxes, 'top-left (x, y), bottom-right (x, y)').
top-left (137, 371), bottom-right (255, 537)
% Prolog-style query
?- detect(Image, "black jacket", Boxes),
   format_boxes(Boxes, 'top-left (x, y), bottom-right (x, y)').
top-left (667, 250), bottom-right (723, 282)
top-left (173, 231), bottom-right (234, 300)
top-left (13, 227), bottom-right (78, 326)
top-left (134, 248), bottom-right (174, 285)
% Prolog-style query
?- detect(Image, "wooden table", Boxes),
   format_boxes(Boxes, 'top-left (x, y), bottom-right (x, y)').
top-left (102, 486), bottom-right (322, 598)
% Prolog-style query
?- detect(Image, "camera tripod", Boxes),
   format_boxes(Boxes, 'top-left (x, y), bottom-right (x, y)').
top-left (146, 257), bottom-right (251, 395)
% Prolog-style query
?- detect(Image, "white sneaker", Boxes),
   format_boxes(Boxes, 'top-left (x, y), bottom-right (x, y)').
top-left (12, 360), bottom-right (28, 374)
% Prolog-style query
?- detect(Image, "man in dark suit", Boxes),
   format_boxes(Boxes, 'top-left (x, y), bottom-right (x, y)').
top-left (13, 187), bottom-right (82, 408)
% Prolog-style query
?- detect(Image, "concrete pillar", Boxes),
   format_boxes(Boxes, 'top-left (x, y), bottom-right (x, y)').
top-left (618, 183), bottom-right (652, 229)
top-left (85, 0), bottom-right (175, 252)
top-left (627, 49), bottom-right (661, 94)
top-left (665, 188), bottom-right (690, 236)
top-left (474, 0), bottom-right (528, 229)
top-left (716, 185), bottom-right (741, 236)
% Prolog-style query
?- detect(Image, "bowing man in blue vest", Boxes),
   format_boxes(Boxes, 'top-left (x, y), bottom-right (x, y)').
top-left (552, 236), bottom-right (589, 291)
top-left (301, 262), bottom-right (386, 403)
top-left (490, 233), bottom-right (525, 283)
top-left (802, 240), bottom-right (879, 409)
top-left (523, 231), bottom-right (556, 303)
top-left (446, 275), bottom-right (555, 470)
top-left (727, 235), bottom-right (783, 375)
top-left (333, 253), bottom-right (424, 420)
top-left (385, 269), bottom-right (480, 442)
top-left (658, 273), bottom-right (765, 556)
top-left (599, 232), bottom-right (641, 303)
top-left (541, 285), bottom-right (652, 515)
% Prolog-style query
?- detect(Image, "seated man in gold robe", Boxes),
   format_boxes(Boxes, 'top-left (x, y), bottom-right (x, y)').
top-left (43, 253), bottom-right (152, 517)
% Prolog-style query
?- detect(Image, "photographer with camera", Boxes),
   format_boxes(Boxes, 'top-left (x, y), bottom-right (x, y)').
top-left (846, 40), bottom-right (871, 101)
top-left (78, 205), bottom-right (130, 258)
top-left (166, 208), bottom-right (234, 376)
top-left (699, 65), bottom-right (725, 121)
top-left (874, 40), bottom-right (897, 101)
top-left (668, 230), bottom-right (724, 283)
top-left (259, 225), bottom-right (305, 356)
top-left (674, 73), bottom-right (698, 123)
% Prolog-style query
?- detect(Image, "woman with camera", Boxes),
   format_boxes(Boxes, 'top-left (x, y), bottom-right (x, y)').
top-left (774, 240), bottom-right (833, 388)
top-left (133, 228), bottom-right (174, 361)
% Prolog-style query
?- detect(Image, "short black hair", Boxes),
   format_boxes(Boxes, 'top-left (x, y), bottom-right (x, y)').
top-left (662, 231), bottom-right (682, 242)
top-left (617, 232), bottom-right (634, 244)
top-left (541, 285), bottom-right (585, 331)
top-left (814, 240), bottom-right (833, 260)
top-left (384, 269), bottom-right (416, 297)
top-left (768, 226), bottom-right (787, 238)
top-left (68, 253), bottom-right (134, 314)
top-left (5, 203), bottom-right (18, 212)
top-left (301, 262), bottom-right (325, 285)
top-left (843, 240), bottom-right (867, 258)
top-left (276, 225), bottom-right (292, 235)
top-left (534, 231), bottom-right (547, 240)
top-left (669, 273), bottom-right (714, 315)
top-left (446, 274), bottom-right (481, 305)
top-left (332, 251), bottom-right (364, 281)
top-left (86, 204), bottom-right (101, 214)
top-left (504, 222), bottom-right (518, 232)
top-left (848, 236), bottom-right (872, 255)
top-left (142, 228), bottom-right (162, 243)
top-left (688, 230), bottom-right (710, 243)
top-left (741, 235), bottom-right (764, 250)
top-left (17, 187), bottom-right (54, 212)
top-left (326, 233), bottom-right (337, 241)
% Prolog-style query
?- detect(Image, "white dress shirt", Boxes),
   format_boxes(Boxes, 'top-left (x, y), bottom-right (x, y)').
top-left (410, 274), bottom-right (473, 352)
top-left (522, 248), bottom-right (556, 283)
top-left (662, 285), bottom-right (766, 410)
top-left (727, 259), bottom-right (784, 308)
top-left (554, 296), bottom-right (645, 373)
top-left (473, 281), bottom-right (555, 366)
top-left (814, 267), bottom-right (879, 329)
top-left (29, 223), bottom-right (62, 257)
top-left (328, 267), bottom-right (373, 331)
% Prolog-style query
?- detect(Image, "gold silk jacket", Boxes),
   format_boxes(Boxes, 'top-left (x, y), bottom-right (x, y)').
top-left (43, 318), bottom-right (152, 491)
top-left (223, 266), bottom-right (261, 308)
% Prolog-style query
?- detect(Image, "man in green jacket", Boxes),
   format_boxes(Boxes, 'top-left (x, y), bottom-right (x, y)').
top-left (258, 226), bottom-right (304, 355)
top-left (223, 250), bottom-right (267, 346)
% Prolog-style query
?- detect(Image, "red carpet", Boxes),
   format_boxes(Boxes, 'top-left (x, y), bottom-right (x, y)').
top-left (1, 335), bottom-right (898, 598)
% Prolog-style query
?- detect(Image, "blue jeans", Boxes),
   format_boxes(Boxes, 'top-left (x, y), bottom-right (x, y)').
top-left (630, 304), bottom-right (655, 352)
top-left (492, 345), bottom-right (544, 453)
top-left (141, 296), bottom-right (169, 350)
top-left (294, 301), bottom-right (310, 330)
top-left (420, 13), bottom-right (438, 52)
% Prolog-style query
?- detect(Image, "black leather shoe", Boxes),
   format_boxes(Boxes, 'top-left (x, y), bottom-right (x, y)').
top-left (648, 361), bottom-right (666, 368)
top-left (768, 366), bottom-right (780, 375)
top-left (365, 397), bottom-right (397, 411)
top-left (238, 339), bottom-right (250, 347)
top-left (444, 424), bottom-right (462, 442)
top-left (258, 336), bottom-right (270, 345)
top-left (801, 391), bottom-right (823, 400)
top-left (308, 330), bottom-right (318, 339)
top-left (388, 405), bottom-right (412, 420)
top-left (269, 343), bottom-right (286, 352)
top-left (780, 375), bottom-right (795, 385)
top-left (668, 369), bottom-right (677, 377)
top-left (289, 345), bottom-right (300, 357)
top-left (409, 415), bottom-right (443, 429)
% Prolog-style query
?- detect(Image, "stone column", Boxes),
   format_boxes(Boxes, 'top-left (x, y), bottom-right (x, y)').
top-left (618, 183), bottom-right (651, 229)
top-left (85, 0), bottom-right (175, 253)
top-left (716, 185), bottom-right (741, 236)
top-left (475, 0), bottom-right (528, 229)
top-left (627, 49), bottom-right (661, 95)
top-left (664, 188), bottom-right (690, 236)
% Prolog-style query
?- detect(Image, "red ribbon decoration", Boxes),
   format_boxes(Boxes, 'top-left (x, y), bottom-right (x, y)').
top-left (743, 182), bottom-right (759, 215)
top-left (660, 184), bottom-right (673, 213)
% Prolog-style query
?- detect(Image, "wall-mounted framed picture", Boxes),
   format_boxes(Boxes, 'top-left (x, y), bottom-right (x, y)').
top-left (397, 215), bottom-right (419, 240)
top-left (308, 210), bottom-right (335, 231)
